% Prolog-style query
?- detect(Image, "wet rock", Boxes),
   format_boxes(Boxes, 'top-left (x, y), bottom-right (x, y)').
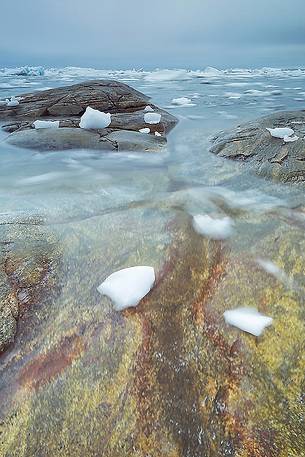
top-left (0, 220), bottom-right (60, 354)
top-left (5, 127), bottom-right (166, 152)
top-left (0, 80), bottom-right (177, 152)
top-left (0, 210), bottom-right (304, 456)
top-left (210, 110), bottom-right (305, 182)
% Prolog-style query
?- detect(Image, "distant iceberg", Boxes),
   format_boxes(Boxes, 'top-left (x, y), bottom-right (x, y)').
top-left (0, 66), bottom-right (44, 76)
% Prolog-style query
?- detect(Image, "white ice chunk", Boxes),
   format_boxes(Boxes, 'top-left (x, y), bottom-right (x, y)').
top-left (223, 307), bottom-right (273, 336)
top-left (172, 97), bottom-right (192, 106)
top-left (33, 120), bottom-right (60, 129)
top-left (144, 112), bottom-right (161, 124)
top-left (6, 97), bottom-right (19, 107)
top-left (155, 132), bottom-right (162, 136)
top-left (283, 135), bottom-right (299, 143)
top-left (144, 105), bottom-right (154, 112)
top-left (79, 106), bottom-right (111, 129)
top-left (97, 266), bottom-right (155, 311)
top-left (266, 127), bottom-right (294, 139)
top-left (139, 128), bottom-right (150, 134)
top-left (192, 214), bottom-right (234, 240)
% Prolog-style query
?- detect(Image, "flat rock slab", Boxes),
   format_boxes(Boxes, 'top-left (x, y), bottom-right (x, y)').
top-left (6, 128), bottom-right (166, 152)
top-left (210, 110), bottom-right (305, 182)
top-left (0, 80), bottom-right (177, 152)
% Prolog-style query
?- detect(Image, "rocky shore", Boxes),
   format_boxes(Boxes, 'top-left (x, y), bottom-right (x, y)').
top-left (210, 110), bottom-right (305, 182)
top-left (0, 80), bottom-right (177, 152)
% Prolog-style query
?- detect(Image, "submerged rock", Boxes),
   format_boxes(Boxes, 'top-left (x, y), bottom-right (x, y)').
top-left (0, 80), bottom-right (177, 152)
top-left (0, 210), bottom-right (304, 456)
top-left (0, 218), bottom-right (60, 354)
top-left (210, 110), bottom-right (305, 182)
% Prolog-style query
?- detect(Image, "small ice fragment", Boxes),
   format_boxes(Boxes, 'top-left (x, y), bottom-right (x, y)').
top-left (223, 307), bottom-right (273, 336)
top-left (256, 258), bottom-right (292, 287)
top-left (172, 97), bottom-right (192, 106)
top-left (283, 135), bottom-right (299, 143)
top-left (33, 120), bottom-right (60, 129)
top-left (79, 106), bottom-right (111, 129)
top-left (97, 266), bottom-right (155, 311)
top-left (155, 132), bottom-right (162, 136)
top-left (144, 112), bottom-right (161, 124)
top-left (144, 105), bottom-right (154, 112)
top-left (7, 97), bottom-right (19, 107)
top-left (192, 214), bottom-right (234, 240)
top-left (266, 127), bottom-right (294, 139)
top-left (139, 128), bottom-right (150, 134)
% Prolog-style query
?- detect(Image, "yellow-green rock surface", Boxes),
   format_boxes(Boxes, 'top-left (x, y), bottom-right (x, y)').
top-left (0, 207), bottom-right (304, 456)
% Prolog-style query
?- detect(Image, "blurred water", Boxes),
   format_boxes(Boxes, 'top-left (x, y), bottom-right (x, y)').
top-left (0, 66), bottom-right (305, 233)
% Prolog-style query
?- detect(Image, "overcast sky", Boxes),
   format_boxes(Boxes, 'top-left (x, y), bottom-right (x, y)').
top-left (1, 0), bottom-right (305, 69)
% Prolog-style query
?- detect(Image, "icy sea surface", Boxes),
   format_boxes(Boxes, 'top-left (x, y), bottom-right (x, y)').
top-left (1, 66), bottom-right (305, 221)
top-left (0, 66), bottom-right (305, 457)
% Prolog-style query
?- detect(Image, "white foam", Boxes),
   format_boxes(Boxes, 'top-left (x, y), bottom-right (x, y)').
top-left (79, 106), bottom-right (111, 129)
top-left (33, 120), bottom-right (60, 129)
top-left (18, 171), bottom-right (66, 185)
top-left (192, 214), bottom-right (234, 240)
top-left (223, 307), bottom-right (273, 336)
top-left (97, 266), bottom-right (155, 311)
top-left (144, 112), bottom-right (161, 124)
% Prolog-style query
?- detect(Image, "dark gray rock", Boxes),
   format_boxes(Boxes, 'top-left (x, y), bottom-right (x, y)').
top-left (210, 110), bottom-right (305, 182)
top-left (0, 80), bottom-right (177, 152)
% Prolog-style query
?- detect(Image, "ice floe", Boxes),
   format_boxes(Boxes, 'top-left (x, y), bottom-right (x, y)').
top-left (97, 266), bottom-right (155, 311)
top-left (144, 105), bottom-right (154, 112)
top-left (33, 120), bottom-right (60, 129)
top-left (139, 128), bottom-right (150, 134)
top-left (144, 112), bottom-right (161, 124)
top-left (171, 97), bottom-right (195, 107)
top-left (224, 92), bottom-right (242, 99)
top-left (223, 307), bottom-right (273, 336)
top-left (192, 214), bottom-right (234, 240)
top-left (266, 127), bottom-right (296, 141)
top-left (79, 106), bottom-right (111, 129)
top-left (144, 69), bottom-right (191, 82)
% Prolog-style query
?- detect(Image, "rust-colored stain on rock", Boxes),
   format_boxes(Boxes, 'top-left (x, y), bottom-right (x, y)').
top-left (18, 333), bottom-right (84, 390)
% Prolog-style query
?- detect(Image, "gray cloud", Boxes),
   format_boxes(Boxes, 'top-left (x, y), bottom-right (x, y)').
top-left (1, 0), bottom-right (305, 68)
